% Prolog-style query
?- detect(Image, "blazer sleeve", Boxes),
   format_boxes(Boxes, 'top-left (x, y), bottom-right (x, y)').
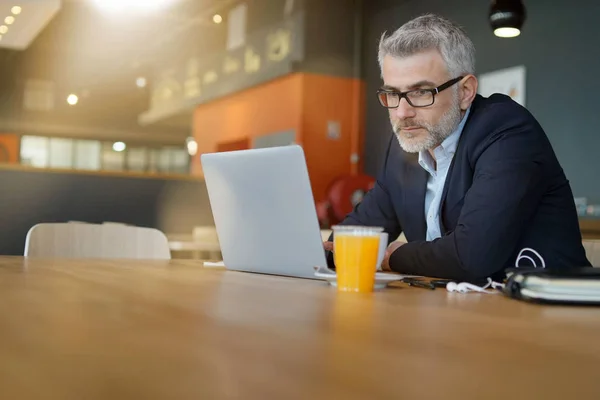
top-left (389, 105), bottom-right (549, 281)
top-left (326, 135), bottom-right (402, 268)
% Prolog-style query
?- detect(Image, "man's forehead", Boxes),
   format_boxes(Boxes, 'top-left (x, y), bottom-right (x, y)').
top-left (381, 51), bottom-right (447, 89)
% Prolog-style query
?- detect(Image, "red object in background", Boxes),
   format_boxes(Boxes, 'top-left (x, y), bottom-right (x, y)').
top-left (316, 174), bottom-right (375, 227)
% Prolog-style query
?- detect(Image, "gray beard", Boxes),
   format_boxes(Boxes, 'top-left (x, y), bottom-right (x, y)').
top-left (392, 98), bottom-right (462, 153)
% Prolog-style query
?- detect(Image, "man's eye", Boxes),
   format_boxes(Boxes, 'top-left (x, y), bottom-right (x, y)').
top-left (410, 90), bottom-right (430, 97)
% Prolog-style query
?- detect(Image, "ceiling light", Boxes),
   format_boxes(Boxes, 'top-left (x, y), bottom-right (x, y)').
top-left (489, 0), bottom-right (526, 38)
top-left (213, 14), bottom-right (223, 24)
top-left (494, 27), bottom-right (521, 38)
top-left (67, 94), bottom-right (79, 105)
top-left (91, 0), bottom-right (173, 12)
top-left (11, 6), bottom-right (22, 15)
top-left (113, 142), bottom-right (126, 152)
top-left (0, 25), bottom-right (8, 34)
top-left (5, 16), bottom-right (15, 25)
top-left (186, 137), bottom-right (198, 156)
top-left (136, 77), bottom-right (147, 88)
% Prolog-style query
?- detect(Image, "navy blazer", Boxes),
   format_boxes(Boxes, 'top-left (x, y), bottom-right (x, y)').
top-left (329, 94), bottom-right (590, 281)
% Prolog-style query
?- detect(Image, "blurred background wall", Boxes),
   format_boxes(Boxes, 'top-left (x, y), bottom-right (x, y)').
top-left (0, 0), bottom-right (598, 254)
top-left (362, 0), bottom-right (600, 203)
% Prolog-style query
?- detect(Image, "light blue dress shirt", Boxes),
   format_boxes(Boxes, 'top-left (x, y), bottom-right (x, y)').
top-left (418, 108), bottom-right (470, 241)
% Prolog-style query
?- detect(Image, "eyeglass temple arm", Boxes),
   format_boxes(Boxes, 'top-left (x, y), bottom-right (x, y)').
top-left (436, 76), bottom-right (464, 93)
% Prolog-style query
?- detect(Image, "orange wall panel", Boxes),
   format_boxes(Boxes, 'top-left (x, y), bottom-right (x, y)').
top-left (301, 74), bottom-right (363, 202)
top-left (216, 137), bottom-right (250, 152)
top-left (192, 74), bottom-right (304, 174)
top-left (191, 73), bottom-right (366, 204)
top-left (0, 134), bottom-right (20, 164)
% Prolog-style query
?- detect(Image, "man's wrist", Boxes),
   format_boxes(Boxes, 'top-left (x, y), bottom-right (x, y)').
top-left (383, 241), bottom-right (405, 272)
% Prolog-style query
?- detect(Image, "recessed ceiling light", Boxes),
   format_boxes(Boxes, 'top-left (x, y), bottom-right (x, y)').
top-left (67, 94), bottom-right (79, 105)
top-left (0, 25), bottom-right (8, 34)
top-left (112, 142), bottom-right (126, 152)
top-left (92, 0), bottom-right (172, 12)
top-left (5, 16), bottom-right (15, 25)
top-left (136, 77), bottom-right (147, 88)
top-left (11, 6), bottom-right (22, 15)
top-left (212, 14), bottom-right (223, 24)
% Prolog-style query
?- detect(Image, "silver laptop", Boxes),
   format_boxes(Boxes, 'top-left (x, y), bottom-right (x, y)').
top-left (200, 145), bottom-right (327, 279)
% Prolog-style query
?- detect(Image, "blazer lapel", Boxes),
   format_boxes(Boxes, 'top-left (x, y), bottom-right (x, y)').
top-left (438, 99), bottom-right (480, 234)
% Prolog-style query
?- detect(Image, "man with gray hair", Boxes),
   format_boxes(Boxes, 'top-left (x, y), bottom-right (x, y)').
top-left (325, 14), bottom-right (589, 281)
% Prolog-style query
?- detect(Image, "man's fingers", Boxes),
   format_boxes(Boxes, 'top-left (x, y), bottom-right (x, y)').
top-left (323, 241), bottom-right (334, 252)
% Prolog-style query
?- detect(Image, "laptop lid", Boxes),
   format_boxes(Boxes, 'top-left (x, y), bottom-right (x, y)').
top-left (200, 145), bottom-right (327, 279)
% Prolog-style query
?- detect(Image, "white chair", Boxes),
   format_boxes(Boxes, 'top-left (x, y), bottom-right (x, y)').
top-left (24, 223), bottom-right (171, 259)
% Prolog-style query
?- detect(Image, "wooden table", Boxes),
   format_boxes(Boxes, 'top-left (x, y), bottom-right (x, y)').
top-left (0, 257), bottom-right (599, 399)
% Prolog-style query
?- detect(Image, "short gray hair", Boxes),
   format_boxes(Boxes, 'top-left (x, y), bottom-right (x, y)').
top-left (378, 14), bottom-right (475, 78)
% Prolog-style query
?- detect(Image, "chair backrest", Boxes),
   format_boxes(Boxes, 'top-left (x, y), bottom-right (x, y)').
top-left (24, 223), bottom-right (171, 259)
top-left (583, 240), bottom-right (600, 267)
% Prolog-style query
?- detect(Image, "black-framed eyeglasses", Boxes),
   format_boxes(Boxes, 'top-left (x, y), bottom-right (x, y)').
top-left (376, 76), bottom-right (463, 108)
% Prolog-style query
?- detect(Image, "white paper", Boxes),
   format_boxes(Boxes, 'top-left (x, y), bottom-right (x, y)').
top-left (478, 65), bottom-right (526, 106)
top-left (203, 261), bottom-right (225, 267)
top-left (227, 3), bottom-right (247, 51)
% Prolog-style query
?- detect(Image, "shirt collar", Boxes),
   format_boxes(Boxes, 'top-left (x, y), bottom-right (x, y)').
top-left (418, 106), bottom-right (471, 176)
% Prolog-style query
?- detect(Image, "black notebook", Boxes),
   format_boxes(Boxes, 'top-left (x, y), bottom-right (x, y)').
top-left (503, 268), bottom-right (600, 305)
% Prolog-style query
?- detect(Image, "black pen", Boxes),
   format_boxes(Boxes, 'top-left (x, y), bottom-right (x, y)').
top-left (404, 279), bottom-right (435, 290)
top-left (430, 279), bottom-right (452, 288)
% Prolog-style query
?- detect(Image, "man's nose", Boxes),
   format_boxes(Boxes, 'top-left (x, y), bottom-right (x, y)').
top-left (392, 97), bottom-right (417, 120)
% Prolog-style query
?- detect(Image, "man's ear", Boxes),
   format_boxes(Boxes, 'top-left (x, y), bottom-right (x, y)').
top-left (459, 75), bottom-right (478, 111)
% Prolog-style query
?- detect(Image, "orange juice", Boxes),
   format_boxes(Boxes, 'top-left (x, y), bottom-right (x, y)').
top-left (333, 233), bottom-right (381, 292)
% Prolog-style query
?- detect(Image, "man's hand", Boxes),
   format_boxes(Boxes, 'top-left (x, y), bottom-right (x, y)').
top-left (381, 241), bottom-right (406, 271)
top-left (323, 241), bottom-right (333, 252)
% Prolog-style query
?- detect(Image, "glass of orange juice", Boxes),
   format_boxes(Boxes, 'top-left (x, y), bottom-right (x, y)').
top-left (332, 225), bottom-right (383, 293)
